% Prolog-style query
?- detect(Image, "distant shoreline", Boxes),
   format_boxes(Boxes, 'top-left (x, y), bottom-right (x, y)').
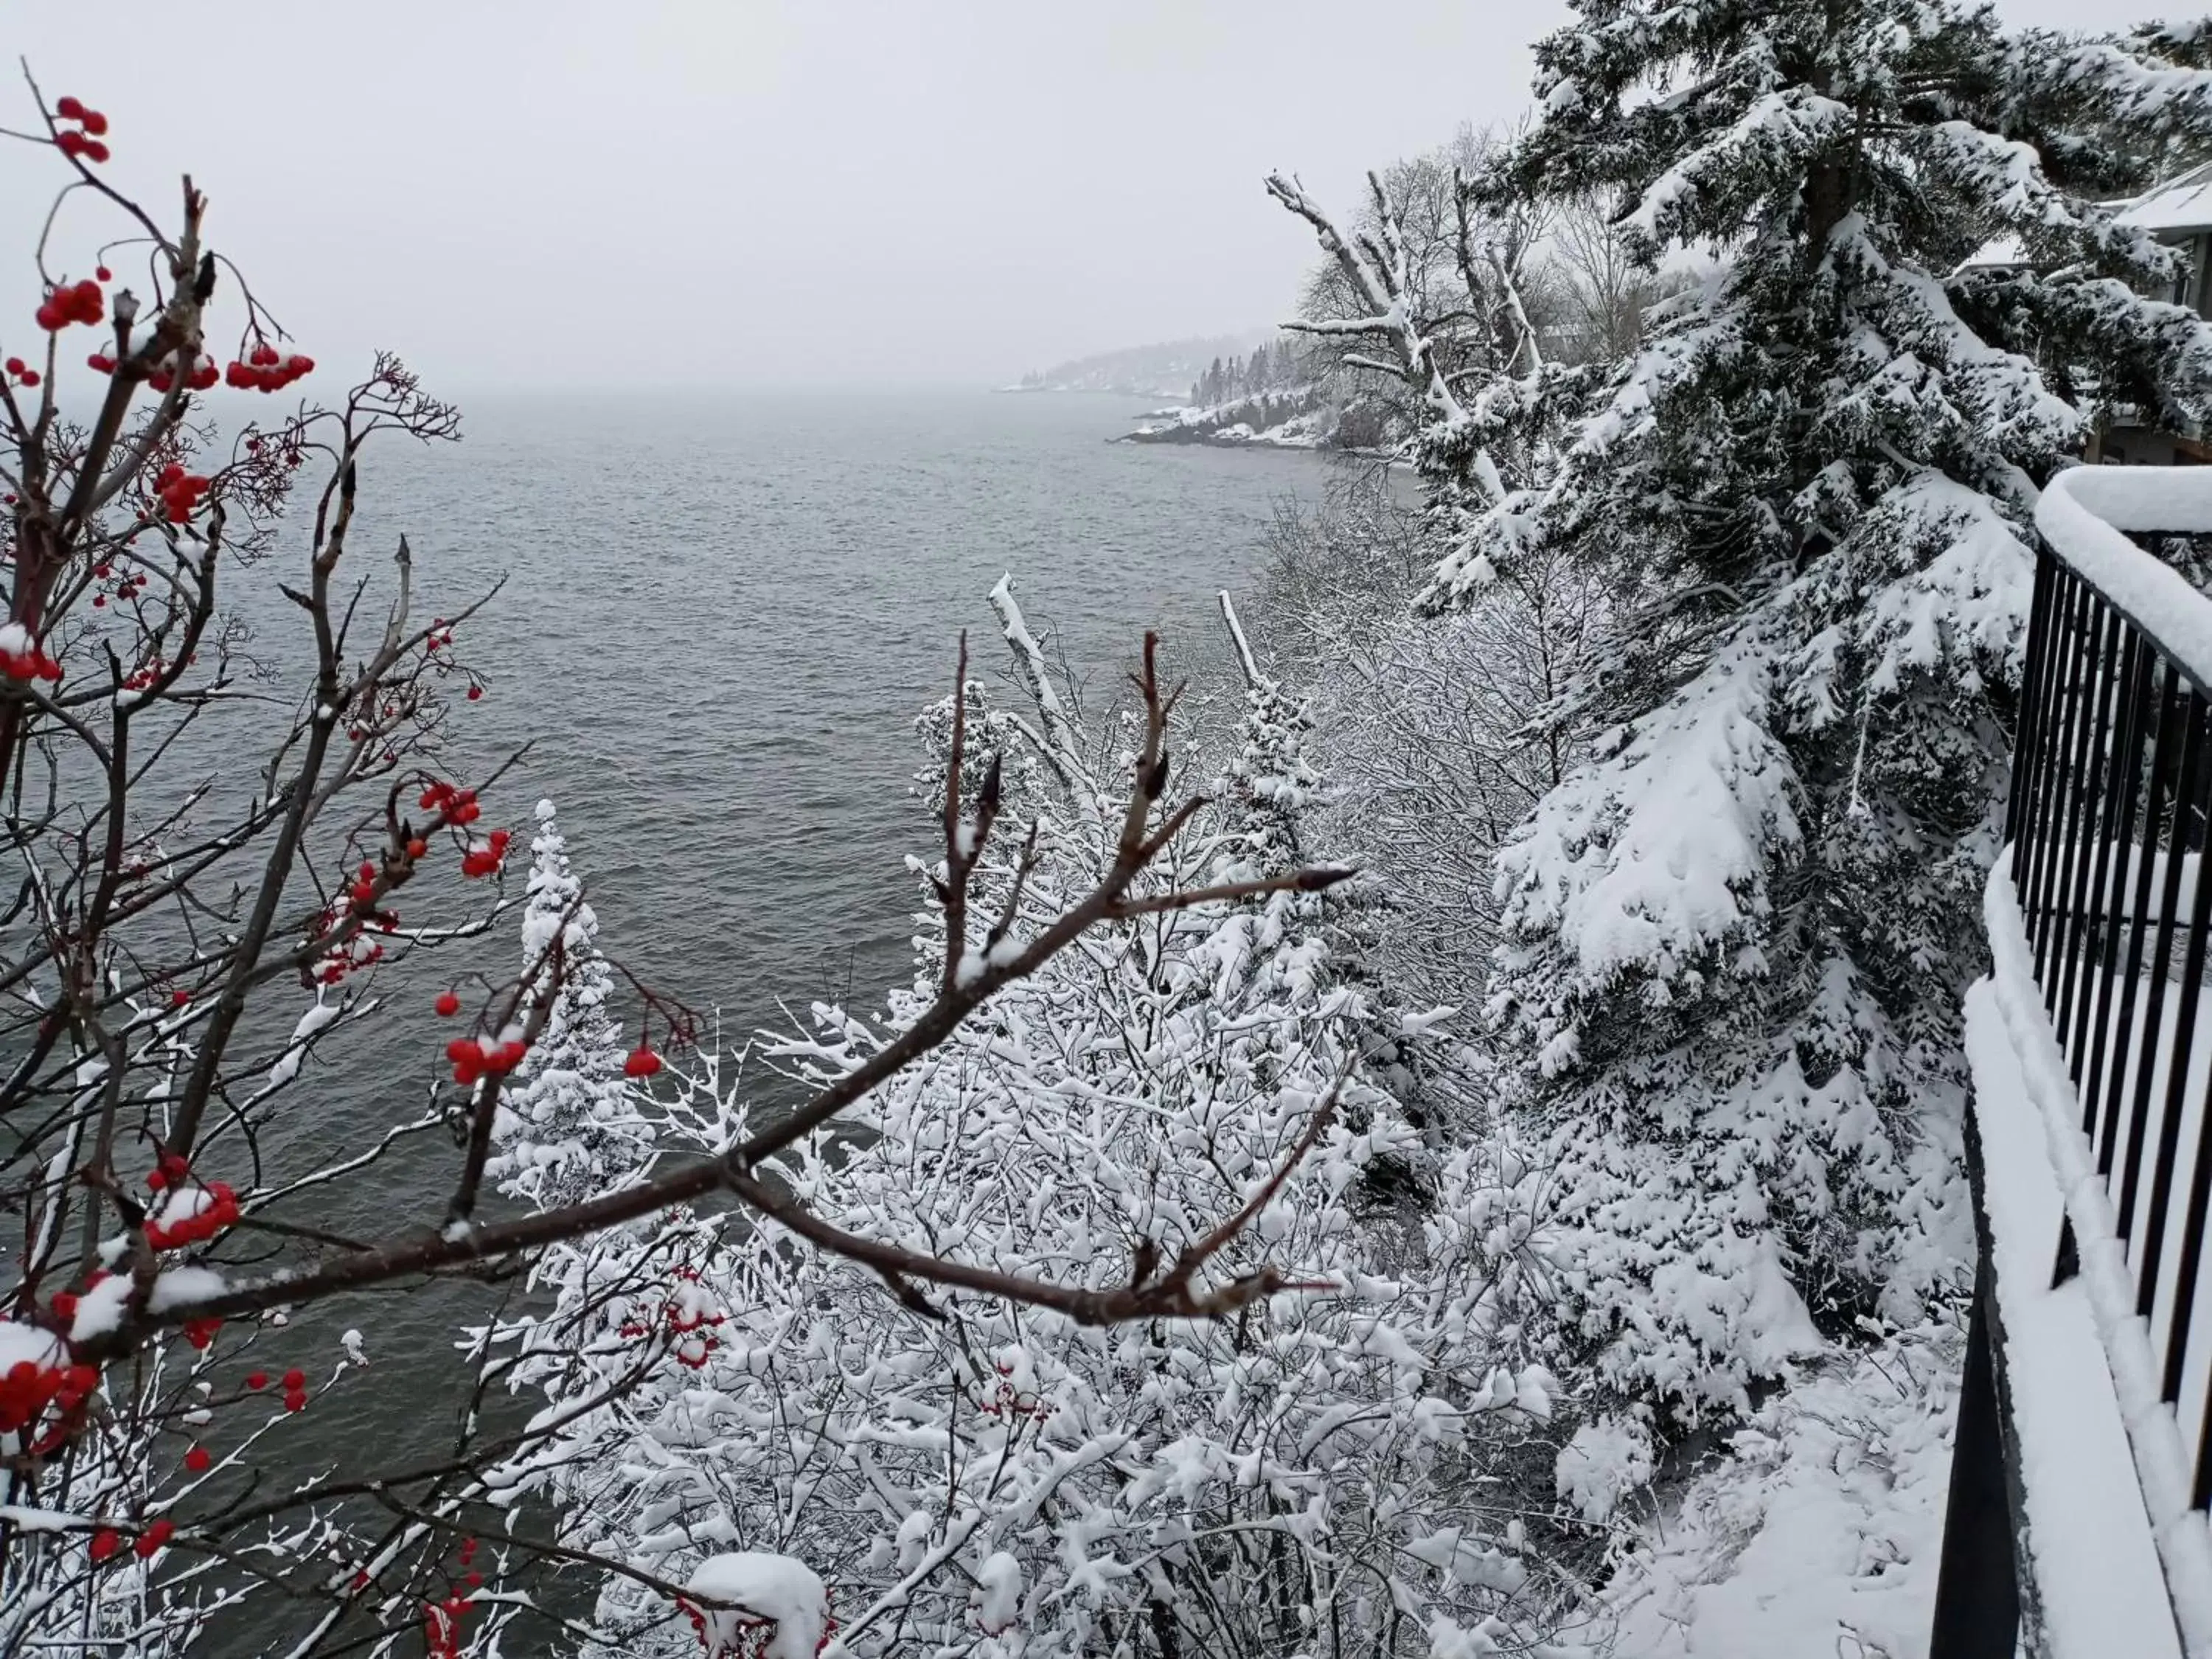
top-left (992, 384), bottom-right (1192, 397)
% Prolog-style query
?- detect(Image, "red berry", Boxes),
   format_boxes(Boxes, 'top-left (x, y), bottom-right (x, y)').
top-left (7, 358), bottom-right (24, 376)
top-left (54, 96), bottom-right (83, 121)
top-left (283, 1389), bottom-right (307, 1413)
top-left (134, 1519), bottom-right (173, 1558)
top-left (624, 1046), bottom-right (662, 1079)
top-left (171, 990), bottom-right (189, 1007)
top-left (80, 111), bottom-right (107, 137)
top-left (184, 1445), bottom-right (210, 1472)
top-left (435, 991), bottom-right (461, 1018)
top-left (88, 1528), bottom-right (120, 1562)
top-left (466, 684), bottom-right (482, 700)
top-left (94, 265), bottom-right (111, 282)
top-left (245, 1371), bottom-right (268, 1391)
top-left (87, 353), bottom-right (115, 374)
top-left (80, 140), bottom-right (108, 164)
top-left (281, 1368), bottom-right (305, 1391)
top-left (406, 837), bottom-right (428, 858)
top-left (16, 371), bottom-right (36, 388)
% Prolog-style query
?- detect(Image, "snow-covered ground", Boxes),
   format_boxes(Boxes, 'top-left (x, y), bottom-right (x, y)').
top-left (1600, 1328), bottom-right (1961, 1659)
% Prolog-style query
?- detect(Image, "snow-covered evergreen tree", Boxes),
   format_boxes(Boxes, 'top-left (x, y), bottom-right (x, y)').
top-left (488, 800), bottom-right (649, 1208)
top-left (1426, 3), bottom-right (2212, 1433)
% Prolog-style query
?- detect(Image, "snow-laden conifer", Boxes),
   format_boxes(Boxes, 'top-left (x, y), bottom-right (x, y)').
top-left (487, 801), bottom-right (651, 1208)
top-left (1433, 3), bottom-right (2212, 1427)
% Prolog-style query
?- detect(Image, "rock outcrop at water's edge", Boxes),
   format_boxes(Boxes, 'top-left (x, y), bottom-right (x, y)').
top-left (1114, 383), bottom-right (1342, 449)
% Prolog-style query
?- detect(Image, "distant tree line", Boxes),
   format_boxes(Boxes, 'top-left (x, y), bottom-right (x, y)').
top-left (1185, 337), bottom-right (1315, 407)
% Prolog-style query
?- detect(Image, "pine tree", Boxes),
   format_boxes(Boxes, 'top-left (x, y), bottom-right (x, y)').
top-left (489, 800), bottom-right (649, 1208)
top-left (1434, 4), bottom-right (2212, 1428)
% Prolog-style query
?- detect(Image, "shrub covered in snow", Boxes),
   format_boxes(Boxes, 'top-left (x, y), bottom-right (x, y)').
top-left (477, 587), bottom-right (1583, 1657)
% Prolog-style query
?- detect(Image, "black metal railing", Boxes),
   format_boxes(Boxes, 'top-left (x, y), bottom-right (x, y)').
top-left (2006, 537), bottom-right (2212, 1497)
top-left (1932, 505), bottom-right (2212, 1659)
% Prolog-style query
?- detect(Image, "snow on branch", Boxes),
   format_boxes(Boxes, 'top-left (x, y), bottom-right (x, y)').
top-left (1264, 170), bottom-right (1478, 453)
top-left (1620, 87), bottom-right (1854, 253)
top-left (987, 571), bottom-right (1096, 810)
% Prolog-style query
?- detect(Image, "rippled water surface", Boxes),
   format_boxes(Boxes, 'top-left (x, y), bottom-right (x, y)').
top-left (273, 389), bottom-right (1332, 1487)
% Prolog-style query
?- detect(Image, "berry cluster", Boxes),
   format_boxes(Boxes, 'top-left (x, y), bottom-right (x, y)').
top-left (973, 1360), bottom-right (1054, 1423)
top-left (88, 1517), bottom-right (171, 1563)
top-left (35, 276), bottom-right (103, 332)
top-left (347, 858), bottom-right (383, 912)
top-left (422, 1538), bottom-right (485, 1658)
top-left (459, 827), bottom-right (510, 879)
top-left (675, 1601), bottom-right (839, 1659)
top-left (664, 1270), bottom-right (724, 1368)
top-left (446, 1028), bottom-right (529, 1087)
top-left (0, 1351), bottom-right (97, 1439)
top-left (91, 560), bottom-right (153, 610)
top-left (4, 356), bottom-right (39, 389)
top-left (153, 463), bottom-right (211, 523)
top-left (244, 1366), bottom-right (311, 1413)
top-left (243, 433), bottom-right (305, 470)
top-left (310, 905), bottom-right (395, 987)
top-left (419, 779), bottom-right (483, 826)
top-left (149, 350), bottom-right (221, 395)
top-left (143, 1175), bottom-right (241, 1252)
top-left (224, 341), bottom-right (314, 394)
top-left (52, 96), bottom-right (110, 164)
top-left (0, 622), bottom-right (63, 684)
top-left (619, 1269), bottom-right (726, 1369)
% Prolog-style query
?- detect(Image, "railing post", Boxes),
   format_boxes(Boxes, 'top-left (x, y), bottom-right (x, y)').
top-left (1930, 1251), bottom-right (2023, 1659)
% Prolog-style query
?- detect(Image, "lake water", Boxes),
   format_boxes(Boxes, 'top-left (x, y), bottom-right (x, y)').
top-left (268, 389), bottom-right (1334, 1510)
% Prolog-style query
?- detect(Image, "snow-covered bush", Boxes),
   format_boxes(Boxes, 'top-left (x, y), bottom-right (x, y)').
top-left (1259, 472), bottom-right (1605, 1011)
top-left (479, 585), bottom-right (1582, 1658)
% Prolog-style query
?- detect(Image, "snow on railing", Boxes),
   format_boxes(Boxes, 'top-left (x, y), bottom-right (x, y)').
top-left (1984, 463), bottom-right (2212, 1653)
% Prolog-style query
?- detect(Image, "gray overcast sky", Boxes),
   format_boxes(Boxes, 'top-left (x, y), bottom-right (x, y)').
top-left (0, 0), bottom-right (2190, 391)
